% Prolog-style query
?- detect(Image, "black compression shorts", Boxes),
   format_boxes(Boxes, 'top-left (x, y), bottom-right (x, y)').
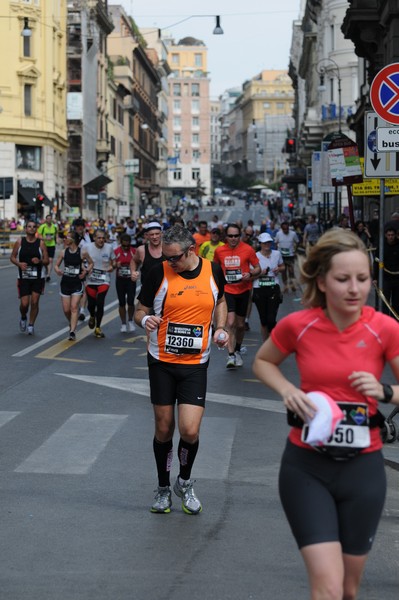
top-left (225, 290), bottom-right (250, 317)
top-left (116, 277), bottom-right (136, 307)
top-left (278, 440), bottom-right (386, 555)
top-left (148, 358), bottom-right (207, 407)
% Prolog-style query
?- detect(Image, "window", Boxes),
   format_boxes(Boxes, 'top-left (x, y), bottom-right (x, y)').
top-left (276, 102), bottom-right (284, 109)
top-left (263, 102), bottom-right (270, 108)
top-left (173, 99), bottom-right (181, 112)
top-left (192, 133), bottom-right (199, 145)
top-left (173, 133), bottom-right (181, 145)
top-left (192, 150), bottom-right (201, 161)
top-left (192, 83), bottom-right (200, 97)
top-left (173, 169), bottom-right (182, 180)
top-left (24, 84), bottom-right (32, 116)
top-left (173, 116), bottom-right (181, 129)
top-left (192, 168), bottom-right (200, 180)
top-left (194, 54), bottom-right (202, 67)
top-left (16, 145), bottom-right (41, 170)
top-left (110, 136), bottom-right (116, 155)
top-left (173, 83), bottom-right (181, 96)
top-left (192, 116), bottom-right (199, 127)
top-left (171, 53), bottom-right (179, 64)
top-left (23, 34), bottom-right (31, 57)
top-left (192, 99), bottom-right (200, 113)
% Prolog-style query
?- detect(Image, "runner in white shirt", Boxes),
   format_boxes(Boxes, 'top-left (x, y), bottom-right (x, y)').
top-left (251, 232), bottom-right (285, 341)
top-left (85, 230), bottom-right (115, 338)
top-left (275, 221), bottom-right (299, 293)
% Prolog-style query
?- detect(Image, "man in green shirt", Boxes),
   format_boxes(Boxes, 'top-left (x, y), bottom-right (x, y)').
top-left (38, 214), bottom-right (58, 281)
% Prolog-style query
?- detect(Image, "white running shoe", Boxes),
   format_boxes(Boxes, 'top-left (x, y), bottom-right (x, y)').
top-left (128, 320), bottom-right (136, 332)
top-left (226, 354), bottom-right (236, 369)
top-left (234, 351), bottom-right (244, 367)
top-left (120, 324), bottom-right (127, 333)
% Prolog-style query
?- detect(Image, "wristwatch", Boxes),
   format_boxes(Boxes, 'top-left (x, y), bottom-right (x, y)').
top-left (381, 383), bottom-right (394, 404)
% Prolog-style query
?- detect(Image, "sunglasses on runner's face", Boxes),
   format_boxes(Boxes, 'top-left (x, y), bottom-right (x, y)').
top-left (165, 250), bottom-right (187, 263)
top-left (227, 234), bottom-right (240, 238)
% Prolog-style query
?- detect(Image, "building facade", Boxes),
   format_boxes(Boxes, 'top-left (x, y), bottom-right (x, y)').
top-left (165, 36), bottom-right (211, 204)
top-left (0, 0), bottom-right (68, 220)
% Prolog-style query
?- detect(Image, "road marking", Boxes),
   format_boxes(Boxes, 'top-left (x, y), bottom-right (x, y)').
top-left (15, 413), bottom-right (127, 474)
top-left (12, 300), bottom-right (120, 358)
top-left (35, 308), bottom-right (120, 360)
top-left (0, 411), bottom-right (20, 427)
top-left (56, 374), bottom-right (286, 414)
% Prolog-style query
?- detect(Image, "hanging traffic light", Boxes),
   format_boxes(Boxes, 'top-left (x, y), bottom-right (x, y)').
top-left (36, 194), bottom-right (45, 203)
top-left (285, 138), bottom-right (296, 154)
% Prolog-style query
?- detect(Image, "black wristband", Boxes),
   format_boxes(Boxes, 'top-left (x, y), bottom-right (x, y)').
top-left (381, 383), bottom-right (394, 404)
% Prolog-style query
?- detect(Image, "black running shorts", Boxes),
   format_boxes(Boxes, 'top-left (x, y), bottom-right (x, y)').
top-left (225, 290), bottom-right (250, 317)
top-left (278, 440), bottom-right (386, 555)
top-left (148, 358), bottom-right (207, 407)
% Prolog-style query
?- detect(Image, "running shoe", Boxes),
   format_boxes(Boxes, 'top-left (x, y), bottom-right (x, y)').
top-left (226, 354), bottom-right (236, 369)
top-left (88, 316), bottom-right (95, 329)
top-left (128, 320), bottom-right (136, 332)
top-left (78, 312), bottom-right (86, 322)
top-left (19, 318), bottom-right (27, 333)
top-left (94, 327), bottom-right (105, 338)
top-left (68, 331), bottom-right (76, 341)
top-left (120, 323), bottom-right (127, 333)
top-left (150, 486), bottom-right (172, 514)
top-left (173, 478), bottom-right (202, 515)
top-left (234, 351), bottom-right (244, 367)
top-left (27, 325), bottom-right (34, 335)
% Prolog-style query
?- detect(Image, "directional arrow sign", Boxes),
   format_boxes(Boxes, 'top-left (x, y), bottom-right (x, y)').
top-left (364, 111), bottom-right (399, 177)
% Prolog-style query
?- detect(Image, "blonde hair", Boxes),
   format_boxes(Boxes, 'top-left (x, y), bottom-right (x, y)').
top-left (300, 229), bottom-right (369, 308)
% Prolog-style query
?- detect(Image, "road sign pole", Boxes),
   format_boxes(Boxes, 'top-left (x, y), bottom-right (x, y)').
top-left (346, 186), bottom-right (355, 231)
top-left (378, 178), bottom-right (385, 312)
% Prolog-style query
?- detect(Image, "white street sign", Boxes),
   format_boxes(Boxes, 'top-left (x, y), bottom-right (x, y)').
top-left (365, 111), bottom-right (399, 177)
top-left (376, 126), bottom-right (399, 151)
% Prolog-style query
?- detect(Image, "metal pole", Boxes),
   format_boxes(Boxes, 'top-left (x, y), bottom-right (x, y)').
top-left (378, 178), bottom-right (385, 312)
top-left (338, 75), bottom-right (342, 133)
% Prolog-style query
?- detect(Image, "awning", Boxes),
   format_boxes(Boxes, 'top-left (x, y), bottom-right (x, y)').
top-left (84, 174), bottom-right (112, 193)
top-left (17, 181), bottom-right (51, 208)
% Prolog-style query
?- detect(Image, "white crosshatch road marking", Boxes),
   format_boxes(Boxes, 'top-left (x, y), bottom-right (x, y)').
top-left (15, 413), bottom-right (127, 474)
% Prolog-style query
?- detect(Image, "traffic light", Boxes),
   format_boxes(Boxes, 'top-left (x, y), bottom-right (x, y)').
top-left (285, 138), bottom-right (296, 154)
top-left (288, 202), bottom-right (294, 214)
top-left (36, 194), bottom-right (45, 203)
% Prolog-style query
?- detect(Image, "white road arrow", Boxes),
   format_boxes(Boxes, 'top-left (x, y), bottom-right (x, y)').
top-left (56, 374), bottom-right (285, 414)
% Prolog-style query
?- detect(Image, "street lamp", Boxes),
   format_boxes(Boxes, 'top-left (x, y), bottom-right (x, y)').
top-left (316, 58), bottom-right (342, 133)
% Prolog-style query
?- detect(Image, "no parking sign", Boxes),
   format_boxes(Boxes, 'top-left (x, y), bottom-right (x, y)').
top-left (370, 63), bottom-right (399, 125)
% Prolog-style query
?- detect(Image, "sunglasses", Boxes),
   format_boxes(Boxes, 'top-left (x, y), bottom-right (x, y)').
top-left (165, 250), bottom-right (187, 263)
top-left (227, 234), bottom-right (240, 238)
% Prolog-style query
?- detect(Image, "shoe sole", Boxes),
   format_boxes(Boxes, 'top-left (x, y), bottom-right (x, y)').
top-left (150, 506), bottom-right (171, 514)
top-left (226, 364), bottom-right (236, 370)
top-left (182, 503), bottom-right (202, 515)
top-left (88, 319), bottom-right (95, 329)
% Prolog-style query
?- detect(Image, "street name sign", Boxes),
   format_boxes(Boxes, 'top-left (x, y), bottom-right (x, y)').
top-left (364, 111), bottom-right (399, 177)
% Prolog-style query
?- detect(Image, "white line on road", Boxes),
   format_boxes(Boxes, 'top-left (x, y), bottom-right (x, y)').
top-left (0, 411), bottom-right (20, 427)
top-left (12, 299), bottom-right (120, 357)
top-left (15, 413), bottom-right (127, 474)
top-left (56, 374), bottom-right (286, 414)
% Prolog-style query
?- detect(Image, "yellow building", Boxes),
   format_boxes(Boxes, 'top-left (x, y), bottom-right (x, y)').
top-left (0, 0), bottom-right (68, 220)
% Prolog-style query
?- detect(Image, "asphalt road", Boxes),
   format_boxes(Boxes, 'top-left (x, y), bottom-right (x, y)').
top-left (0, 232), bottom-right (398, 599)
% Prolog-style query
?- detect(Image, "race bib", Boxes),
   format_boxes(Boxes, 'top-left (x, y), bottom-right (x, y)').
top-left (301, 402), bottom-right (370, 449)
top-left (258, 276), bottom-right (276, 287)
top-left (90, 268), bottom-right (107, 282)
top-left (64, 266), bottom-right (80, 277)
top-left (225, 269), bottom-right (242, 283)
top-left (118, 266), bottom-right (131, 278)
top-left (279, 247), bottom-right (291, 257)
top-left (165, 322), bottom-right (203, 354)
top-left (45, 234), bottom-right (53, 240)
top-left (22, 266), bottom-right (38, 279)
